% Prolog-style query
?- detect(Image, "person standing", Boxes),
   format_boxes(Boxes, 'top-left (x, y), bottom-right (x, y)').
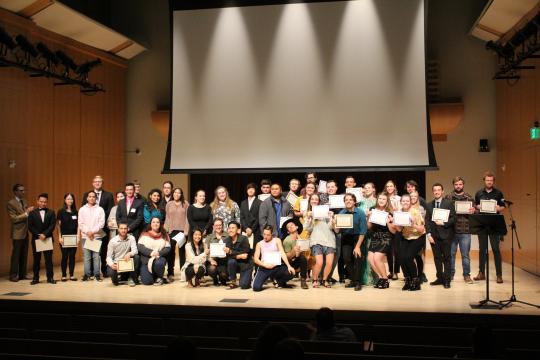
top-left (78, 191), bottom-right (106, 282)
top-left (161, 181), bottom-right (174, 205)
top-left (116, 183), bottom-right (145, 240)
top-left (28, 193), bottom-right (56, 285)
top-left (445, 176), bottom-right (475, 284)
top-left (240, 183), bottom-right (262, 246)
top-left (187, 190), bottom-right (213, 236)
top-left (259, 183), bottom-right (292, 238)
top-left (384, 180), bottom-right (401, 280)
top-left (7, 184), bottom-right (34, 282)
top-left (210, 186), bottom-right (240, 228)
top-left (164, 187), bottom-right (190, 282)
top-left (426, 183), bottom-right (456, 289)
top-left (57, 193), bottom-right (79, 281)
top-left (474, 171), bottom-right (506, 284)
top-left (143, 189), bottom-right (165, 225)
top-left (107, 191), bottom-right (125, 239)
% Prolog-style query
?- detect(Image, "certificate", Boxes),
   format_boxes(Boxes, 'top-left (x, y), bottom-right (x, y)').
top-left (455, 201), bottom-right (473, 214)
top-left (300, 199), bottom-right (309, 212)
top-left (286, 192), bottom-right (298, 206)
top-left (83, 238), bottom-right (102, 253)
top-left (280, 216), bottom-right (291, 228)
top-left (173, 232), bottom-right (186, 248)
top-left (312, 205), bottom-right (330, 219)
top-left (480, 199), bottom-right (497, 214)
top-left (210, 243), bottom-right (226, 258)
top-left (258, 194), bottom-right (271, 202)
top-left (346, 187), bottom-right (363, 202)
top-left (432, 208), bottom-right (450, 222)
top-left (262, 251), bottom-right (282, 266)
top-left (318, 180), bottom-right (327, 193)
top-left (369, 209), bottom-right (388, 226)
top-left (61, 235), bottom-right (77, 248)
top-left (117, 258), bottom-right (134, 273)
top-left (296, 239), bottom-right (310, 251)
top-left (35, 237), bottom-right (53, 252)
top-left (393, 211), bottom-right (411, 226)
top-left (328, 195), bottom-right (345, 209)
top-left (335, 214), bottom-right (353, 229)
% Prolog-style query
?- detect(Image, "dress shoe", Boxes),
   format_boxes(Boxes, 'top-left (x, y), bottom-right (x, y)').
top-left (345, 282), bottom-right (356, 288)
top-left (391, 273), bottom-right (399, 280)
top-left (420, 273), bottom-right (428, 283)
top-left (464, 276), bottom-right (473, 284)
top-left (473, 272), bottom-right (485, 281)
top-left (496, 276), bottom-right (503, 284)
top-left (9, 277), bottom-right (19, 282)
top-left (95, 275), bottom-right (103, 282)
top-left (379, 279), bottom-right (390, 289)
top-left (409, 278), bottom-right (421, 291)
top-left (402, 277), bottom-right (411, 291)
top-left (443, 281), bottom-right (451, 289)
top-left (70, 277), bottom-right (78, 281)
top-left (228, 280), bottom-right (238, 289)
top-left (338, 277), bottom-right (345, 284)
top-left (47, 278), bottom-right (56, 284)
top-left (81, 275), bottom-right (89, 281)
top-left (430, 278), bottom-right (444, 286)
top-left (30, 279), bottom-right (39, 285)
top-left (374, 279), bottom-right (383, 288)
top-left (354, 284), bottom-right (362, 291)
top-left (301, 279), bottom-right (308, 290)
top-left (19, 275), bottom-right (32, 281)
top-left (167, 275), bottom-right (175, 283)
top-left (329, 277), bottom-right (338, 284)
top-left (61, 277), bottom-right (68, 282)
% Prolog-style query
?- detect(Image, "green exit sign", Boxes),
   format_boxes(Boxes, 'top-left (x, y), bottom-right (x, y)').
top-left (532, 127), bottom-right (540, 140)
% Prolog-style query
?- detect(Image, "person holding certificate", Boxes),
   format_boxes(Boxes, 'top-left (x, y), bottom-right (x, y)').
top-left (384, 180), bottom-right (402, 281)
top-left (410, 191), bottom-right (427, 283)
top-left (210, 186), bottom-right (241, 229)
top-left (445, 176), bottom-right (475, 284)
top-left (106, 222), bottom-right (138, 286)
top-left (473, 171), bottom-right (506, 283)
top-left (293, 182), bottom-right (316, 219)
top-left (137, 217), bottom-right (171, 285)
top-left (240, 183), bottom-right (262, 247)
top-left (426, 183), bottom-right (456, 289)
top-left (205, 218), bottom-right (229, 286)
top-left (57, 193), bottom-right (79, 282)
top-left (28, 193), bottom-right (56, 285)
top-left (252, 225), bottom-right (295, 291)
top-left (182, 229), bottom-right (209, 287)
top-left (336, 193), bottom-right (367, 291)
top-left (107, 191), bottom-right (125, 239)
top-left (367, 193), bottom-right (397, 289)
top-left (224, 221), bottom-right (253, 289)
top-left (164, 187), bottom-right (190, 282)
top-left (78, 191), bottom-right (106, 282)
top-left (324, 180), bottom-right (344, 284)
top-left (396, 194), bottom-right (425, 291)
top-left (281, 218), bottom-right (309, 289)
top-left (304, 194), bottom-right (336, 288)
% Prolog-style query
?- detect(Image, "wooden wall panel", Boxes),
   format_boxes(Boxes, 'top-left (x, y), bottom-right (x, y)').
top-left (0, 10), bottom-right (126, 276)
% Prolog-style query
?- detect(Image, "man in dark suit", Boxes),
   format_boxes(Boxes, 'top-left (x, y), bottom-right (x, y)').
top-left (426, 183), bottom-right (456, 288)
top-left (82, 175), bottom-right (114, 277)
top-left (28, 193), bottom-right (56, 285)
top-left (240, 183), bottom-right (262, 247)
top-left (116, 182), bottom-right (144, 240)
top-left (6, 184), bottom-right (34, 282)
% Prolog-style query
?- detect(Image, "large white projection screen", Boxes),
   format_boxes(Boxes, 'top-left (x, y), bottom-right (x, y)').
top-left (170, 0), bottom-right (430, 171)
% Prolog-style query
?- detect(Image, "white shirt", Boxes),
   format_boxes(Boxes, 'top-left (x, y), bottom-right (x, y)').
top-left (248, 196), bottom-right (255, 210)
top-left (39, 208), bottom-right (46, 222)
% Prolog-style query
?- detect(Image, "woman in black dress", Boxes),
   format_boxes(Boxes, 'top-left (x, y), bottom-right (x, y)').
top-left (57, 193), bottom-right (79, 281)
top-left (187, 190), bottom-right (213, 236)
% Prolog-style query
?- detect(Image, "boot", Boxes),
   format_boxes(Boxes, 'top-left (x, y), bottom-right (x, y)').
top-left (300, 278), bottom-right (308, 289)
top-left (402, 277), bottom-right (411, 291)
top-left (473, 272), bottom-right (485, 281)
top-left (409, 277), bottom-right (421, 291)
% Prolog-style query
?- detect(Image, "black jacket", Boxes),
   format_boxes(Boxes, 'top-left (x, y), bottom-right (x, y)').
top-left (240, 197), bottom-right (262, 237)
top-left (426, 198), bottom-right (456, 240)
top-left (28, 208), bottom-right (56, 240)
top-left (116, 198), bottom-right (145, 238)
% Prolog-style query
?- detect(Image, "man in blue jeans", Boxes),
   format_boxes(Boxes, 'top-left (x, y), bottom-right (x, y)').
top-left (224, 221), bottom-right (253, 289)
top-left (445, 176), bottom-right (475, 284)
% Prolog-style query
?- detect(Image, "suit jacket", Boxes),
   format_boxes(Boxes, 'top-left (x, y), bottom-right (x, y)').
top-left (240, 197), bottom-right (262, 236)
top-left (28, 208), bottom-right (56, 240)
top-left (116, 197), bottom-right (145, 238)
top-left (7, 198), bottom-right (29, 239)
top-left (258, 197), bottom-right (293, 236)
top-left (82, 190), bottom-right (114, 219)
top-left (426, 198), bottom-right (456, 240)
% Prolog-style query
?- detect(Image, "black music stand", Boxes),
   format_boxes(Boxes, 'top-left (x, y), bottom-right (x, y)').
top-left (468, 214), bottom-right (507, 309)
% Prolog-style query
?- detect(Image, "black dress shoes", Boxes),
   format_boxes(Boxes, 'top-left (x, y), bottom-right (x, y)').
top-left (443, 281), bottom-right (451, 289)
top-left (9, 277), bottom-right (19, 282)
top-left (30, 279), bottom-right (39, 285)
top-left (47, 278), bottom-right (57, 284)
top-left (430, 278), bottom-right (444, 286)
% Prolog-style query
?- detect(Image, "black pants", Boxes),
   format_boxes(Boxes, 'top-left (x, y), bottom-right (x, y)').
top-left (431, 236), bottom-right (453, 281)
top-left (399, 236), bottom-right (425, 278)
top-left (98, 234), bottom-right (109, 276)
top-left (185, 264), bottom-right (205, 282)
top-left (10, 237), bottom-right (29, 279)
top-left (387, 232), bottom-right (401, 274)
top-left (107, 255), bottom-right (140, 284)
top-left (168, 231), bottom-right (187, 276)
top-left (342, 234), bottom-right (366, 283)
top-left (31, 239), bottom-right (53, 280)
top-left (60, 247), bottom-right (77, 277)
top-left (207, 260), bottom-right (228, 285)
top-left (290, 254), bottom-right (308, 279)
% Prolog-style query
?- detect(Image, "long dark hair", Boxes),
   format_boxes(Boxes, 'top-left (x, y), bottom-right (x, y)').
top-left (146, 188), bottom-right (164, 210)
top-left (189, 229), bottom-right (204, 254)
top-left (172, 187), bottom-right (186, 207)
top-left (144, 216), bottom-right (169, 241)
top-left (63, 193), bottom-right (77, 211)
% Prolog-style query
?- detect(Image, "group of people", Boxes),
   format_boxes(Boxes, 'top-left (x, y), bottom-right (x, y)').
top-left (7, 171), bottom-right (506, 292)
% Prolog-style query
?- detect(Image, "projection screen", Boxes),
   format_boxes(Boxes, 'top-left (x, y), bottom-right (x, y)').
top-left (167, 0), bottom-right (435, 172)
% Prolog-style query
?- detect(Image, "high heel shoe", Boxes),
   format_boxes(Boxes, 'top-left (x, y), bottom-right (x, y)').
top-left (379, 279), bottom-right (390, 289)
top-left (374, 279), bottom-right (383, 288)
top-left (402, 277), bottom-right (411, 291)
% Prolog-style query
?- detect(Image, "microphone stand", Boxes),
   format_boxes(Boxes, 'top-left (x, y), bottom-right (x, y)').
top-left (498, 201), bottom-right (540, 309)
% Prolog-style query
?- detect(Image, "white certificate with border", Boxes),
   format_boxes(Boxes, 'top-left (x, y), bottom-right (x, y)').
top-left (455, 201), bottom-right (473, 214)
top-left (173, 232), bottom-right (186, 248)
top-left (393, 211), bottom-right (411, 226)
top-left (300, 199), bottom-right (309, 212)
top-left (262, 251), bottom-right (282, 266)
top-left (318, 180), bottom-right (327, 193)
top-left (83, 238), bottom-right (102, 253)
top-left (346, 187), bottom-right (364, 202)
top-left (117, 258), bottom-right (134, 273)
top-left (35, 237), bottom-right (53, 252)
top-left (480, 199), bottom-right (497, 214)
top-left (432, 208), bottom-right (450, 222)
top-left (328, 195), bottom-right (345, 209)
top-left (61, 235), bottom-right (78, 248)
top-left (286, 192), bottom-right (298, 206)
top-left (335, 214), bottom-right (353, 229)
top-left (258, 194), bottom-right (271, 202)
top-left (210, 243), bottom-right (226, 258)
top-left (313, 205), bottom-right (330, 219)
top-left (296, 239), bottom-right (310, 251)
top-left (369, 209), bottom-right (388, 226)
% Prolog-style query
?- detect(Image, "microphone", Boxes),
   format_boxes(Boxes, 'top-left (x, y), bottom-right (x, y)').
top-left (503, 199), bottom-right (513, 205)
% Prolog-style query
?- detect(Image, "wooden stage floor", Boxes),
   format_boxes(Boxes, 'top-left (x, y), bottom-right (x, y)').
top-left (1, 257), bottom-right (539, 317)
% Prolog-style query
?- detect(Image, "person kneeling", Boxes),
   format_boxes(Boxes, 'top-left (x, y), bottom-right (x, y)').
top-left (137, 217), bottom-right (171, 285)
top-left (252, 225), bottom-right (295, 292)
top-left (281, 218), bottom-right (309, 289)
top-left (106, 222), bottom-right (139, 287)
top-left (182, 229), bottom-right (209, 287)
top-left (224, 221), bottom-right (253, 289)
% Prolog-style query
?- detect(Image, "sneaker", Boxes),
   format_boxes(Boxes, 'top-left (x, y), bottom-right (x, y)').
top-left (81, 275), bottom-right (89, 281)
top-left (128, 279), bottom-right (136, 287)
top-left (464, 276), bottom-right (473, 284)
top-left (301, 279), bottom-right (308, 290)
top-left (90, 276), bottom-right (95, 280)
top-left (167, 275), bottom-right (175, 283)
top-left (95, 276), bottom-right (102, 282)
top-left (154, 278), bottom-right (164, 286)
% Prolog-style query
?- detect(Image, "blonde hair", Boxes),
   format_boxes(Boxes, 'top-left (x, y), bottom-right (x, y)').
top-left (375, 192), bottom-right (393, 213)
top-left (210, 186), bottom-right (234, 212)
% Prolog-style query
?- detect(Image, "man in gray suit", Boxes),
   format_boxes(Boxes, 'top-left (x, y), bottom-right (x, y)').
top-left (7, 184), bottom-right (34, 282)
top-left (259, 183), bottom-right (292, 238)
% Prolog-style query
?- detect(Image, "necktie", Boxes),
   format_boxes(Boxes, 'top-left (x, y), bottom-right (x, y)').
top-left (436, 201), bottom-right (440, 208)
top-left (96, 192), bottom-right (101, 204)
top-left (19, 199), bottom-right (25, 210)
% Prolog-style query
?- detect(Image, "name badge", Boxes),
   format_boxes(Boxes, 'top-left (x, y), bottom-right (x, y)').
top-left (130, 208), bottom-right (136, 213)
top-left (71, 215), bottom-right (77, 220)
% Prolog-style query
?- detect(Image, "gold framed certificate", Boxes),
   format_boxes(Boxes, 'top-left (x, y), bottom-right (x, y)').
top-left (455, 201), bottom-right (473, 214)
top-left (35, 237), bottom-right (53, 252)
top-left (432, 208), bottom-right (450, 222)
top-left (286, 192), bottom-right (298, 206)
top-left (328, 195), bottom-right (345, 209)
top-left (117, 258), bottom-right (134, 273)
top-left (296, 239), bottom-right (310, 251)
top-left (369, 209), bottom-right (388, 226)
top-left (335, 214), bottom-right (353, 229)
top-left (83, 238), bottom-right (102, 253)
top-left (258, 194), bottom-right (271, 202)
top-left (61, 235), bottom-right (77, 248)
top-left (393, 211), bottom-right (411, 226)
top-left (480, 199), bottom-right (497, 214)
